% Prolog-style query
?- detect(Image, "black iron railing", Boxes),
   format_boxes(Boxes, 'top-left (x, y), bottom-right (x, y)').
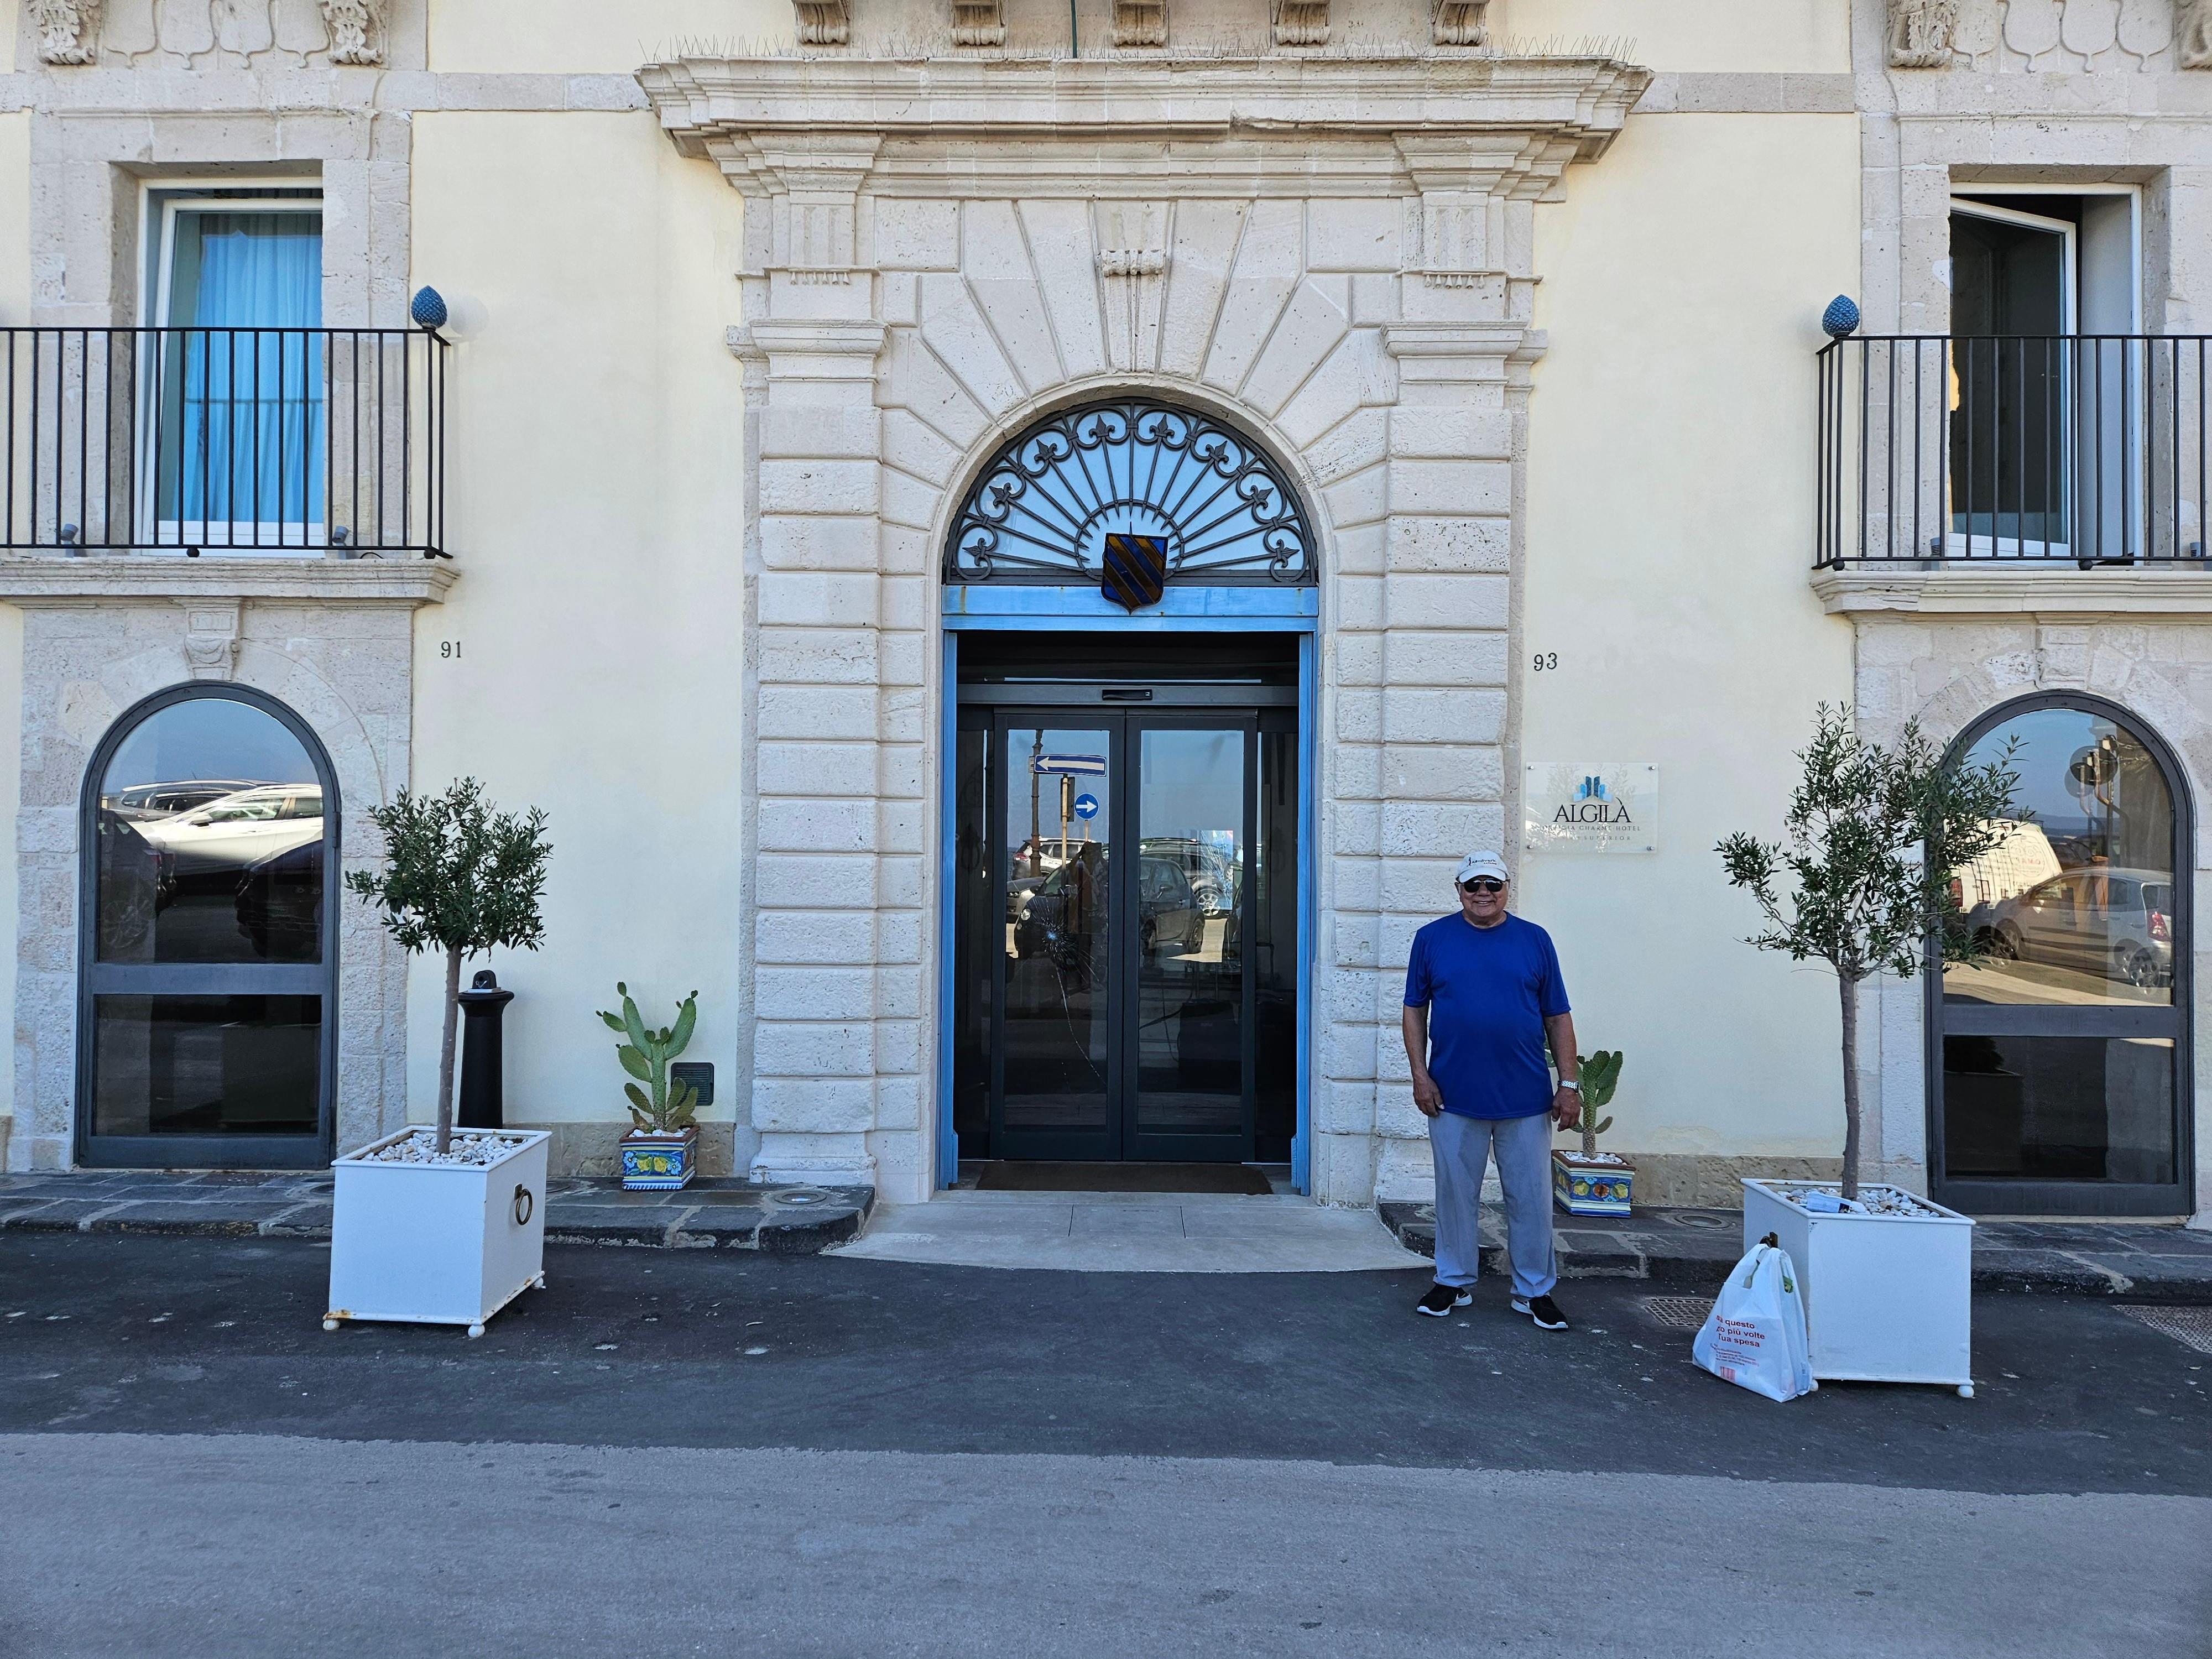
top-left (0, 327), bottom-right (447, 557)
top-left (1816, 333), bottom-right (2212, 568)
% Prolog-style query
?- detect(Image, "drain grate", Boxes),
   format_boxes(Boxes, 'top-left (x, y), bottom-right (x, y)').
top-left (2115, 1305), bottom-right (2212, 1355)
top-left (1642, 1296), bottom-right (1714, 1331)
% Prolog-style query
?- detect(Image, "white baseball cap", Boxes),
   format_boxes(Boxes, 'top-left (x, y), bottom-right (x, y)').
top-left (1454, 849), bottom-right (1510, 885)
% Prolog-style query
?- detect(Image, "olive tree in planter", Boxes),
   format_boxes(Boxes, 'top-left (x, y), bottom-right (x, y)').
top-left (324, 779), bottom-right (554, 1337)
top-left (1717, 706), bottom-right (2017, 1394)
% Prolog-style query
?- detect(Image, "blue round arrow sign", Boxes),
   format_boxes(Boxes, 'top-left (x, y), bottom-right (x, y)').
top-left (1073, 793), bottom-right (1100, 821)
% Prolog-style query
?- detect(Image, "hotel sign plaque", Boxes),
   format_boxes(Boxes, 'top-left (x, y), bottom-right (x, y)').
top-left (1524, 763), bottom-right (1658, 854)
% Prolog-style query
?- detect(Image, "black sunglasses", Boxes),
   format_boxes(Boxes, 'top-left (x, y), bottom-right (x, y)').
top-left (1459, 877), bottom-right (1506, 894)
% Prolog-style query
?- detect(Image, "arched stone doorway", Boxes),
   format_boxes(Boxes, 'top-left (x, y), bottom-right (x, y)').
top-left (77, 684), bottom-right (340, 1168)
top-left (1934, 694), bottom-right (2194, 1215)
top-left (945, 395), bottom-right (1316, 1171)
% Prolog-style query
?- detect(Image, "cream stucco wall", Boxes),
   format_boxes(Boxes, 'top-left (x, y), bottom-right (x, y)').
top-left (429, 0), bottom-right (789, 73)
top-left (1520, 111), bottom-right (1863, 1185)
top-left (407, 112), bottom-right (750, 1167)
top-left (1510, 0), bottom-right (1848, 74)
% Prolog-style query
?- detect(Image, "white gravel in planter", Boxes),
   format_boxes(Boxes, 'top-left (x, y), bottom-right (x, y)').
top-left (1775, 1182), bottom-right (1947, 1219)
top-left (353, 1130), bottom-right (535, 1168)
top-left (1556, 1151), bottom-right (1630, 1166)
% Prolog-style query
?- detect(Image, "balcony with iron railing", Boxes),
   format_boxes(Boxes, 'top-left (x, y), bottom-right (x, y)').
top-left (1817, 334), bottom-right (2212, 571)
top-left (0, 327), bottom-right (448, 559)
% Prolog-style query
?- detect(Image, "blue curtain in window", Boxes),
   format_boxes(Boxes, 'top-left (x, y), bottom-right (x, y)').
top-left (175, 213), bottom-right (325, 535)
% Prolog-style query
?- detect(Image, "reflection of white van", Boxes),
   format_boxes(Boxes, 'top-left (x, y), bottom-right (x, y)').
top-left (1952, 819), bottom-right (2062, 916)
top-left (136, 785), bottom-right (323, 875)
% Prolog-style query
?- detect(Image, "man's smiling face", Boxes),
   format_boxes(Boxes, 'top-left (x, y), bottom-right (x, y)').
top-left (1458, 877), bottom-right (1506, 925)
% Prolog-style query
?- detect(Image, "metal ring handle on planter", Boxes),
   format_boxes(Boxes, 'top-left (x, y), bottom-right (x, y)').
top-left (513, 1184), bottom-right (535, 1227)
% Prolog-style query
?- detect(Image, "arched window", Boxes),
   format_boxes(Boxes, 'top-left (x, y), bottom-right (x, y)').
top-left (1935, 696), bottom-right (2192, 1215)
top-left (79, 685), bottom-right (338, 1168)
top-left (945, 398), bottom-right (1317, 589)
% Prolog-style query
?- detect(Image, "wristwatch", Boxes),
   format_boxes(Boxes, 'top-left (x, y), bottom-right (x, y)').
top-left (1557, 1079), bottom-right (1580, 1092)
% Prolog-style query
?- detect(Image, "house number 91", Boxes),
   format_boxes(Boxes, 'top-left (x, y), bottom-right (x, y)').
top-left (1532, 652), bottom-right (1558, 671)
top-left (440, 641), bottom-right (462, 659)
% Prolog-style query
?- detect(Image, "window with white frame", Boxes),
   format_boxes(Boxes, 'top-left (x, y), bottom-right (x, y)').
top-left (142, 186), bottom-right (326, 552)
top-left (1947, 187), bottom-right (2147, 561)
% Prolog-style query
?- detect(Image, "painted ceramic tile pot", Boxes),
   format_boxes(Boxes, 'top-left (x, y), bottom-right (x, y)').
top-left (1552, 1151), bottom-right (1635, 1217)
top-left (622, 1125), bottom-right (698, 1191)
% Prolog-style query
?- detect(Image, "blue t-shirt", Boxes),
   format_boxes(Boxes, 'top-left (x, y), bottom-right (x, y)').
top-left (1402, 912), bottom-right (1571, 1120)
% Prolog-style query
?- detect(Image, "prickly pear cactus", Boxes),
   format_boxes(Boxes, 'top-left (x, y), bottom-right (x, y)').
top-left (1575, 1048), bottom-right (1623, 1158)
top-left (597, 982), bottom-right (700, 1133)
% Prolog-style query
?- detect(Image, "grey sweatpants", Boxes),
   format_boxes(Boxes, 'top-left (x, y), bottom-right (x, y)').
top-left (1428, 1109), bottom-right (1558, 1300)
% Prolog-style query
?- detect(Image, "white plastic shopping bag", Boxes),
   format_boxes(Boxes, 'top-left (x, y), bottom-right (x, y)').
top-left (1692, 1234), bottom-right (1817, 1402)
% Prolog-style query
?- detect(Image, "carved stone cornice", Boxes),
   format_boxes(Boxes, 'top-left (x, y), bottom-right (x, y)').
top-left (1432, 0), bottom-right (1486, 46)
top-left (29, 0), bottom-right (101, 65)
top-left (320, 0), bottom-right (387, 65)
top-left (639, 55), bottom-right (1651, 200)
top-left (1272, 0), bottom-right (1327, 45)
top-left (1812, 566), bottom-right (2212, 620)
top-left (951, 0), bottom-right (1005, 46)
top-left (0, 558), bottom-right (458, 607)
top-left (1113, 0), bottom-right (1167, 46)
top-left (2183, 0), bottom-right (2212, 70)
top-left (1886, 0), bottom-right (1957, 67)
top-left (795, 0), bottom-right (849, 45)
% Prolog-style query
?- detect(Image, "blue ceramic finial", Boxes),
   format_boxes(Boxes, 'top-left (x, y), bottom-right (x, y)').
top-left (410, 285), bottom-right (449, 331)
top-left (1821, 294), bottom-right (1861, 340)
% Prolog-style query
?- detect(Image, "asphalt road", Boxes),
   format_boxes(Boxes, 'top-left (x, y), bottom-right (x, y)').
top-left (2, 1234), bottom-right (2208, 1658)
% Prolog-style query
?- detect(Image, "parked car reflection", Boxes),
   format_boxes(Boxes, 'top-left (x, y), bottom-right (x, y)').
top-left (133, 783), bottom-right (322, 876)
top-left (1139, 834), bottom-right (1238, 916)
top-left (233, 838), bottom-right (324, 962)
top-left (1985, 866), bottom-right (2173, 990)
top-left (1010, 844), bottom-right (1204, 969)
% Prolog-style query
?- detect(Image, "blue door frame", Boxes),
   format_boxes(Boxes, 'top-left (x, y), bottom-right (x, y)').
top-left (935, 586), bottom-right (1319, 1192)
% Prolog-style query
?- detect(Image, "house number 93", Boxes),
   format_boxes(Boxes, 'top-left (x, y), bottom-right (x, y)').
top-left (1532, 651), bottom-right (1558, 671)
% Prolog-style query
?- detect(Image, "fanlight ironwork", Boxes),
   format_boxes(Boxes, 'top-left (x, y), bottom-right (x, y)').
top-left (945, 398), bottom-right (1316, 586)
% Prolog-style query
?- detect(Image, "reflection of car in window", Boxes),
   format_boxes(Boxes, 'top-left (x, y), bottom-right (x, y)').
top-left (1985, 865), bottom-right (2172, 989)
top-left (94, 807), bottom-right (166, 957)
top-left (1009, 845), bottom-right (1206, 964)
top-left (1139, 835), bottom-right (1237, 916)
top-left (106, 779), bottom-right (268, 822)
top-left (134, 784), bottom-right (323, 877)
top-left (234, 838), bottom-right (323, 962)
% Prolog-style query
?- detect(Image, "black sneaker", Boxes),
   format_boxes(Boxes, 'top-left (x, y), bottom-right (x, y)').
top-left (1511, 1293), bottom-right (1569, 1331)
top-left (1416, 1282), bottom-right (1473, 1318)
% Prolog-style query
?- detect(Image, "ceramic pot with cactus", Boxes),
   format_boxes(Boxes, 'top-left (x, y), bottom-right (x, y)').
top-left (599, 983), bottom-right (702, 1191)
top-left (1551, 1048), bottom-right (1634, 1216)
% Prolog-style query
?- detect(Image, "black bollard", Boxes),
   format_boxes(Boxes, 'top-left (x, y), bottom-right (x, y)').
top-left (456, 969), bottom-right (516, 1130)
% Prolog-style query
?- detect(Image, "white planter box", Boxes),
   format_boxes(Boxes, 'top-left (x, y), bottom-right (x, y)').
top-left (1742, 1178), bottom-right (1975, 1396)
top-left (325, 1128), bottom-right (550, 1338)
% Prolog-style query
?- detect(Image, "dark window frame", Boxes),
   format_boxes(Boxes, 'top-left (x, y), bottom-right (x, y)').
top-left (1928, 691), bottom-right (2194, 1215)
top-left (74, 682), bottom-right (340, 1170)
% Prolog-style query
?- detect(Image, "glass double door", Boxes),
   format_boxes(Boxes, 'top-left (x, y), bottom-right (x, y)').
top-left (953, 701), bottom-right (1297, 1162)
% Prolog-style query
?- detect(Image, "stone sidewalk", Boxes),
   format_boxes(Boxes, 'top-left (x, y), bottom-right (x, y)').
top-left (0, 1171), bottom-right (872, 1254)
top-left (1378, 1200), bottom-right (2212, 1298)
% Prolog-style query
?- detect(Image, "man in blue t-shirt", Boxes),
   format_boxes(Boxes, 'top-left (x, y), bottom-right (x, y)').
top-left (1401, 849), bottom-right (1580, 1329)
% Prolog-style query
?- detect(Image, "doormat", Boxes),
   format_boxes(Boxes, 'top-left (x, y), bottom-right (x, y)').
top-left (975, 1161), bottom-right (1274, 1196)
